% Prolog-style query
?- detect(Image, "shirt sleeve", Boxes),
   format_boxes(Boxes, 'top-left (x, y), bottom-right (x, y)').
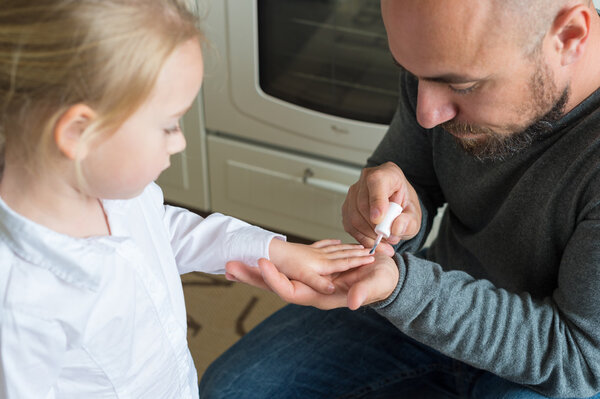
top-left (145, 183), bottom-right (286, 274)
top-left (0, 309), bottom-right (67, 398)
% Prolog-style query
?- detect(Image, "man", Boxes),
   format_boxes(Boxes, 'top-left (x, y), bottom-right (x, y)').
top-left (200, 0), bottom-right (600, 397)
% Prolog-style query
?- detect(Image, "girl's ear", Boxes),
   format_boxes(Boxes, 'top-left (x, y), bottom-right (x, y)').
top-left (54, 104), bottom-right (96, 160)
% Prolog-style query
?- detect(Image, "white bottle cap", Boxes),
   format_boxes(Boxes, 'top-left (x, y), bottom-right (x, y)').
top-left (374, 202), bottom-right (404, 238)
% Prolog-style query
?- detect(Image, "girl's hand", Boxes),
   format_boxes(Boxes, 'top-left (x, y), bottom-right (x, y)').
top-left (268, 238), bottom-right (374, 294)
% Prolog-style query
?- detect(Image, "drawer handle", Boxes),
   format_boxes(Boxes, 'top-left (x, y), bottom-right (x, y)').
top-left (302, 168), bottom-right (350, 195)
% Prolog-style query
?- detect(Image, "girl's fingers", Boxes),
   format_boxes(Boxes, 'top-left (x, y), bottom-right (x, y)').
top-left (324, 247), bottom-right (372, 259)
top-left (318, 243), bottom-right (366, 253)
top-left (310, 239), bottom-right (342, 248)
top-left (324, 254), bottom-right (375, 274)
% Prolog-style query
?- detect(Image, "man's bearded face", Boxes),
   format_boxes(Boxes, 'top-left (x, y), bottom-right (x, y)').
top-left (442, 59), bottom-right (569, 161)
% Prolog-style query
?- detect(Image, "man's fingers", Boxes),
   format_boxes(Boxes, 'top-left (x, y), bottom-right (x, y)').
top-left (258, 259), bottom-right (347, 308)
top-left (389, 189), bottom-right (406, 208)
top-left (343, 223), bottom-right (375, 249)
top-left (387, 205), bottom-right (420, 243)
top-left (365, 163), bottom-right (406, 224)
top-left (334, 255), bottom-right (400, 310)
top-left (375, 242), bottom-right (396, 257)
top-left (225, 261), bottom-right (270, 291)
top-left (345, 269), bottom-right (381, 310)
top-left (257, 258), bottom-right (297, 300)
top-left (343, 205), bottom-right (379, 247)
top-left (388, 214), bottom-right (409, 243)
top-left (295, 270), bottom-right (336, 294)
top-left (347, 284), bottom-right (369, 310)
top-left (332, 263), bottom-right (373, 289)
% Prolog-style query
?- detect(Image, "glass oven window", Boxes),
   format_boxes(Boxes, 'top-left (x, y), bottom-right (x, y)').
top-left (258, 0), bottom-right (399, 125)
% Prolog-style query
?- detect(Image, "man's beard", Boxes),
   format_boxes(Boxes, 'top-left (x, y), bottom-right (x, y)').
top-left (441, 61), bottom-right (569, 162)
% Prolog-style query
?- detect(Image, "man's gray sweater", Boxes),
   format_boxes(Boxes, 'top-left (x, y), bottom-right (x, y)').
top-left (369, 69), bottom-right (600, 398)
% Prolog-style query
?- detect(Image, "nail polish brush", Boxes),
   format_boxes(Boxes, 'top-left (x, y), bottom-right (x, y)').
top-left (369, 202), bottom-right (404, 254)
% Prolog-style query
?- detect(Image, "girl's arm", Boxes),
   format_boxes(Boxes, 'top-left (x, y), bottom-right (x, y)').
top-left (148, 184), bottom-right (372, 293)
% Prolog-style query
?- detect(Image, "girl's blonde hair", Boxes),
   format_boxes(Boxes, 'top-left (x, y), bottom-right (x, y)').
top-left (0, 0), bottom-right (202, 173)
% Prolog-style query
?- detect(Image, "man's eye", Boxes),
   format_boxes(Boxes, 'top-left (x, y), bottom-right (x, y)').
top-left (449, 83), bottom-right (478, 95)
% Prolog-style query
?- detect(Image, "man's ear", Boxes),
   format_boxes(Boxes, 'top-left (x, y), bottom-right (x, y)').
top-left (549, 4), bottom-right (591, 66)
top-left (54, 104), bottom-right (96, 160)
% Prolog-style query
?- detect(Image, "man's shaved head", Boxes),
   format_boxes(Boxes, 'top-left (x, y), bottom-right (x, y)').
top-left (381, 0), bottom-right (598, 160)
top-left (490, 0), bottom-right (591, 54)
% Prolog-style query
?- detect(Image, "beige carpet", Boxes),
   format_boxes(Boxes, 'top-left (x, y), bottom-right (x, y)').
top-left (182, 271), bottom-right (286, 380)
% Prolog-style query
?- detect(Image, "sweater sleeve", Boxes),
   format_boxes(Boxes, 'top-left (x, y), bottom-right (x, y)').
top-left (366, 70), bottom-right (600, 397)
top-left (372, 211), bottom-right (600, 398)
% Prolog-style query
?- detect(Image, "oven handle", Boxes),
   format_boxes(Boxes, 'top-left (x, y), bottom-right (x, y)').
top-left (302, 168), bottom-right (350, 195)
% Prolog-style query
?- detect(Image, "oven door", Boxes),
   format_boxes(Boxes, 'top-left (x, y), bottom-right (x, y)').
top-left (203, 0), bottom-right (399, 165)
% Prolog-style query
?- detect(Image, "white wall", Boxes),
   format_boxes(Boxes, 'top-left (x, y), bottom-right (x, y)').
top-left (595, 0), bottom-right (599, 8)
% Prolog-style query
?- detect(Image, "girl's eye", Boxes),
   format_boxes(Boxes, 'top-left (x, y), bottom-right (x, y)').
top-left (164, 125), bottom-right (181, 135)
top-left (449, 83), bottom-right (478, 95)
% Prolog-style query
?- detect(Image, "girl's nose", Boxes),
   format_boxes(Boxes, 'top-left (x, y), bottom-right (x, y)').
top-left (168, 132), bottom-right (187, 155)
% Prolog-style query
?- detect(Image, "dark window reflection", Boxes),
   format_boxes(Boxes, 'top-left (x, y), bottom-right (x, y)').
top-left (258, 0), bottom-right (399, 125)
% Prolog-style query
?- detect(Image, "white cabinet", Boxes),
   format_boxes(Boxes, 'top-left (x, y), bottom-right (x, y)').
top-left (156, 96), bottom-right (210, 211)
top-left (207, 135), bottom-right (361, 242)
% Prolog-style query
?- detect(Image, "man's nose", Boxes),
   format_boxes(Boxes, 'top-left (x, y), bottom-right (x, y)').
top-left (416, 80), bottom-right (458, 129)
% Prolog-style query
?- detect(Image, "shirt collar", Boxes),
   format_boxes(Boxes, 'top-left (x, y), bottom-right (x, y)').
top-left (0, 195), bottom-right (131, 292)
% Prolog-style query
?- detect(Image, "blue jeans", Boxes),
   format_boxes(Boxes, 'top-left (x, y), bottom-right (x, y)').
top-left (199, 305), bottom-right (599, 399)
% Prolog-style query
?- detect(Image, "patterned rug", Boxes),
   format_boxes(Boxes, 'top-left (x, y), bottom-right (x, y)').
top-left (182, 272), bottom-right (285, 380)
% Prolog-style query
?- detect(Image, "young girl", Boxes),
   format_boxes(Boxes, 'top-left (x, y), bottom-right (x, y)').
top-left (0, 0), bottom-right (373, 397)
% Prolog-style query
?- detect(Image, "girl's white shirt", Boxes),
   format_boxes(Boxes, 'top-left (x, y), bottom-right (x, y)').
top-left (0, 182), bottom-right (284, 398)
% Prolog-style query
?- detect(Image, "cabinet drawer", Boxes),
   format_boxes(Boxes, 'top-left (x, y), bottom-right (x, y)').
top-left (207, 135), bottom-right (361, 242)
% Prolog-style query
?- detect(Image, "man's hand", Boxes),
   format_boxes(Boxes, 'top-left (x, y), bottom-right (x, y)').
top-left (342, 162), bottom-right (422, 255)
top-left (225, 253), bottom-right (400, 311)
